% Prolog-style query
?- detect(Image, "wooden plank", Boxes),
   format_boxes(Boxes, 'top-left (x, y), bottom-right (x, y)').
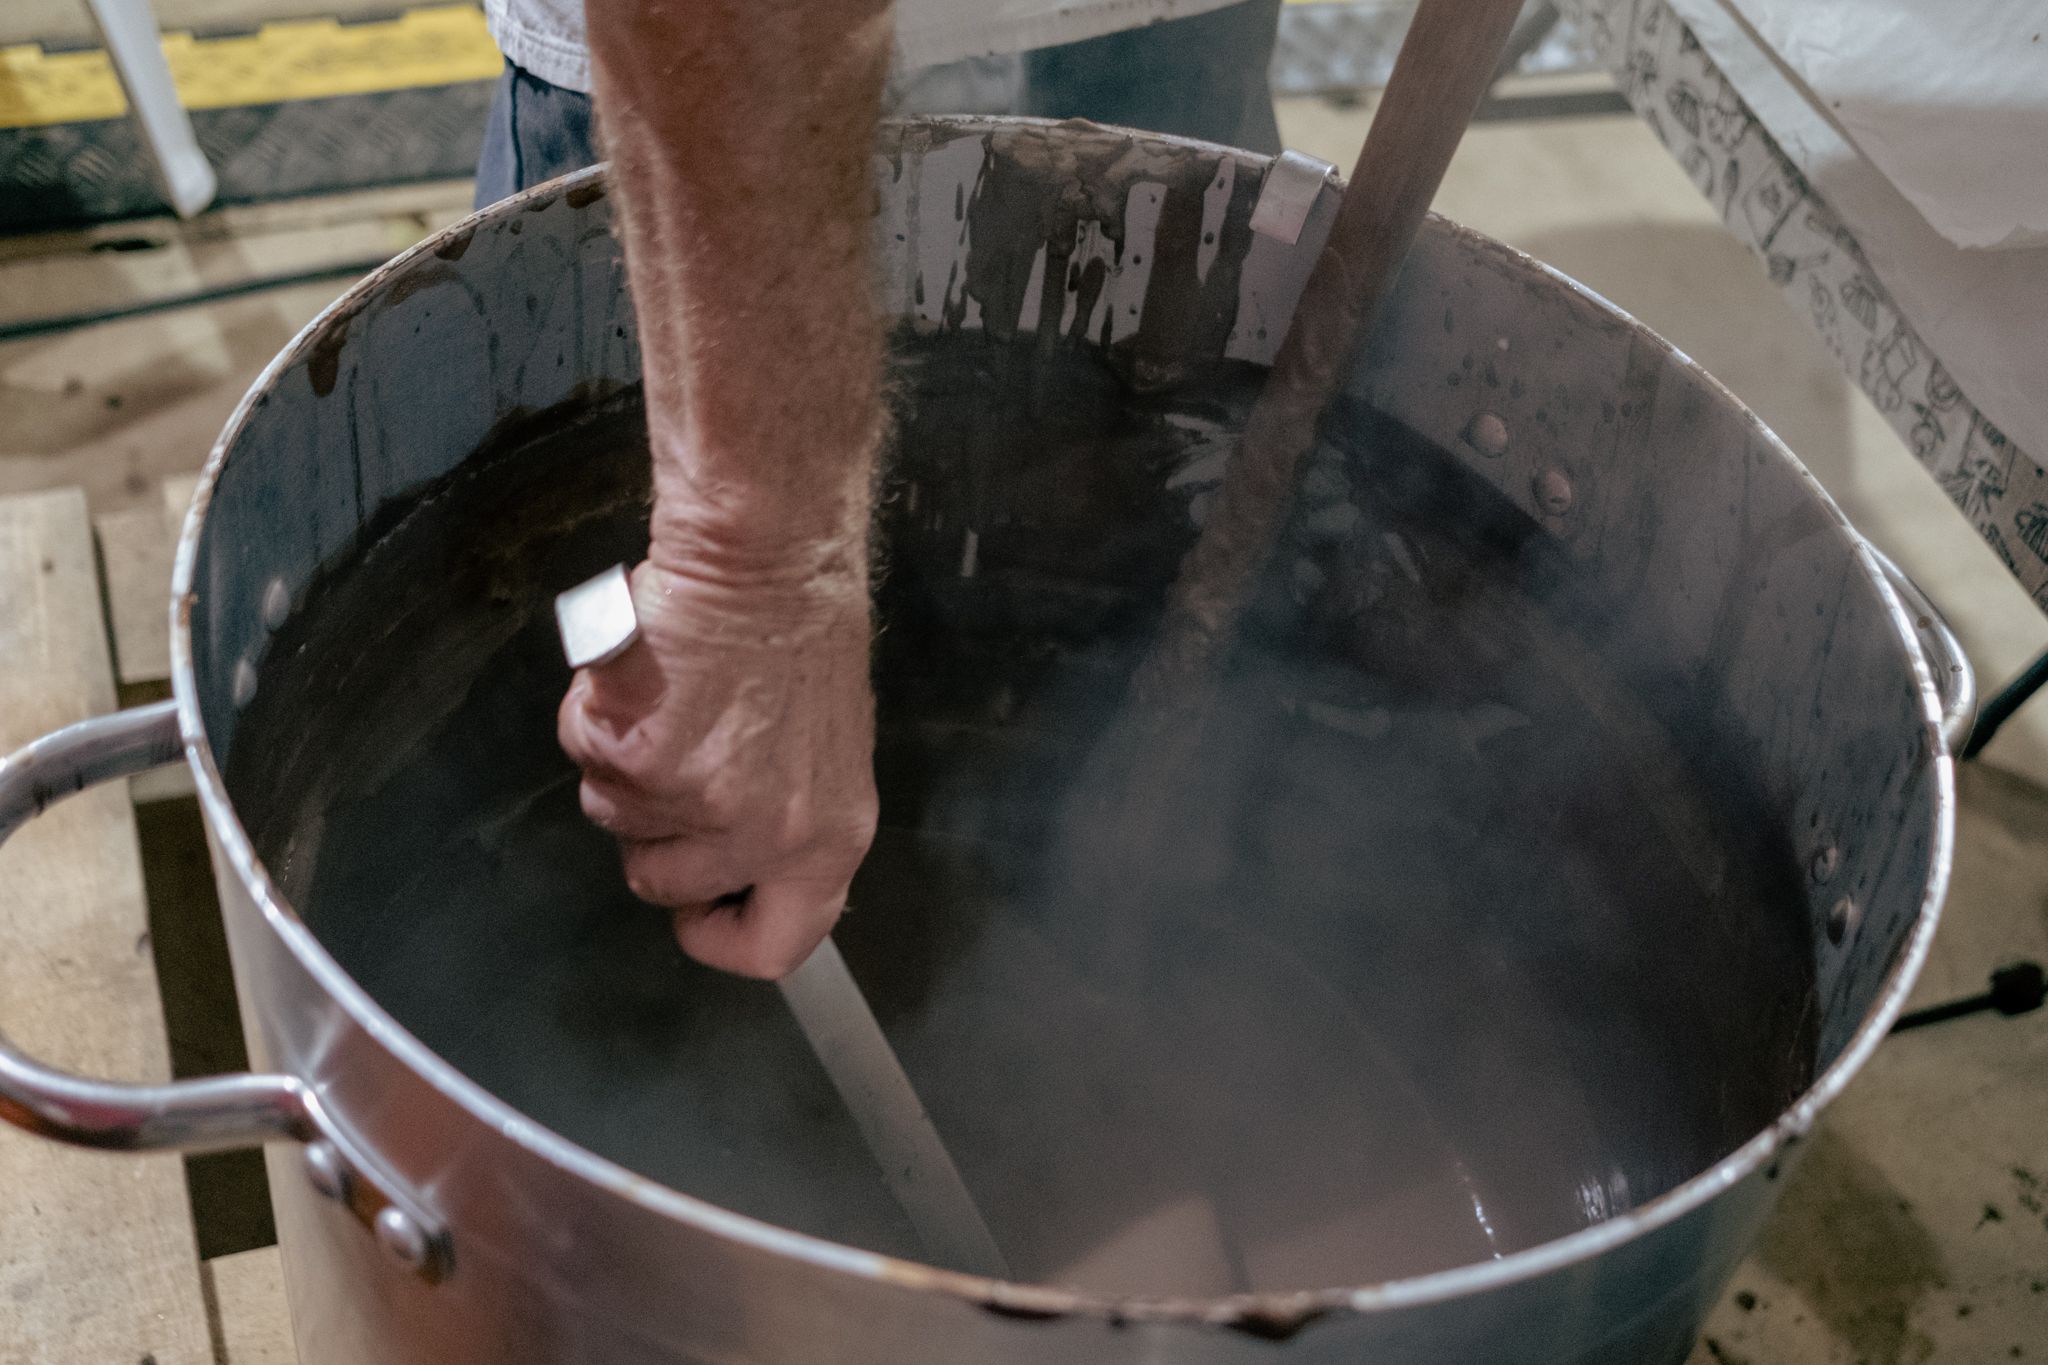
top-left (97, 505), bottom-right (173, 689)
top-left (97, 476), bottom-right (200, 801)
top-left (0, 277), bottom-right (349, 517)
top-left (203, 1247), bottom-right (298, 1365)
top-left (93, 469), bottom-right (199, 691)
top-left (0, 489), bottom-right (213, 1365)
top-left (0, 181), bottom-right (475, 270)
top-left (0, 182), bottom-right (472, 331)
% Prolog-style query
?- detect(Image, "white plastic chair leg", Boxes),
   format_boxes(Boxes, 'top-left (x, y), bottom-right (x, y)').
top-left (83, 0), bottom-right (217, 217)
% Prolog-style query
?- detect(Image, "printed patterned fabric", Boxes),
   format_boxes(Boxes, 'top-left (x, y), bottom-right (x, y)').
top-left (1560, 0), bottom-right (2048, 616)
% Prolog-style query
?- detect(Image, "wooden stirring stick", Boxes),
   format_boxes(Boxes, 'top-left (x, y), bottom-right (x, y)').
top-left (1133, 0), bottom-right (1532, 708)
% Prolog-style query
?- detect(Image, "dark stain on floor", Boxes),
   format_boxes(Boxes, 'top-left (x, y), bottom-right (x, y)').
top-left (1755, 1126), bottom-right (1948, 1365)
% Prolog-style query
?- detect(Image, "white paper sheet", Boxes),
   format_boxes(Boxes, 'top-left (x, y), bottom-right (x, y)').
top-left (1728, 0), bottom-right (2048, 251)
top-left (1663, 0), bottom-right (2048, 469)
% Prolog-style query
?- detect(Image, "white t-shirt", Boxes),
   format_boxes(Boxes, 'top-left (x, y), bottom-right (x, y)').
top-left (485, 0), bottom-right (1246, 94)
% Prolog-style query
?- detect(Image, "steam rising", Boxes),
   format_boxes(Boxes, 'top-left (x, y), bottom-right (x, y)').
top-left (227, 334), bottom-right (1817, 1297)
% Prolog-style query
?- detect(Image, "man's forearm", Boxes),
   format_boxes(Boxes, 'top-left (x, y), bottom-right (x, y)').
top-left (587, 0), bottom-right (893, 596)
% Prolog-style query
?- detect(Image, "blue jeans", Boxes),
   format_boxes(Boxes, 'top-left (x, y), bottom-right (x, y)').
top-left (475, 0), bottom-right (1282, 206)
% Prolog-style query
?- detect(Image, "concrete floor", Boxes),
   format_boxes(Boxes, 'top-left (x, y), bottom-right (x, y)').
top-left (0, 88), bottom-right (2041, 1363)
top-left (1717, 759), bottom-right (2047, 1365)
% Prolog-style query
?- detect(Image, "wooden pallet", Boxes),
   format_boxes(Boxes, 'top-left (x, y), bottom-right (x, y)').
top-left (0, 480), bottom-right (295, 1365)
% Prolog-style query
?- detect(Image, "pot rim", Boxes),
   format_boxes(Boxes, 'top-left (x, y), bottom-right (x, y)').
top-left (168, 118), bottom-right (1956, 1331)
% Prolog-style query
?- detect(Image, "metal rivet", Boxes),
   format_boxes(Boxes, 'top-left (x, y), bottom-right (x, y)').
top-left (261, 577), bottom-right (291, 631)
top-left (231, 657), bottom-right (258, 710)
top-left (1533, 467), bottom-right (1574, 516)
top-left (374, 1206), bottom-right (433, 1270)
top-left (1467, 412), bottom-right (1509, 458)
top-left (303, 1141), bottom-right (349, 1202)
top-left (1809, 845), bottom-right (1840, 883)
top-left (1826, 896), bottom-right (1858, 946)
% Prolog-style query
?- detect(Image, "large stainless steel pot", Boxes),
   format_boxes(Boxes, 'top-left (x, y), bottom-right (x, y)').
top-left (1, 117), bottom-right (1969, 1364)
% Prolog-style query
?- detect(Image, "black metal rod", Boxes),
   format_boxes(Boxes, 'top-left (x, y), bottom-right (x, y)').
top-left (1962, 648), bottom-right (2048, 760)
top-left (1891, 993), bottom-right (1998, 1033)
top-left (1891, 961), bottom-right (2045, 1033)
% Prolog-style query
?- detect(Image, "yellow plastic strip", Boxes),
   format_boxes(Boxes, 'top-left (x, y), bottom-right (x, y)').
top-left (0, 5), bottom-right (502, 131)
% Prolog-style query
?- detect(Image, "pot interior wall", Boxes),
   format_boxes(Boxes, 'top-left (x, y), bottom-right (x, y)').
top-left (186, 118), bottom-right (1942, 1301)
top-left (223, 327), bottom-right (1817, 1293)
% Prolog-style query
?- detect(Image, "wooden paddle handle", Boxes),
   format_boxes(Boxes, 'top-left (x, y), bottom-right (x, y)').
top-left (1135, 0), bottom-right (1531, 705)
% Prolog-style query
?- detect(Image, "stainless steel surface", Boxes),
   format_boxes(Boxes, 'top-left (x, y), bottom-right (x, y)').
top-left (1248, 148), bottom-right (1337, 244)
top-left (0, 701), bottom-right (302, 1154)
top-left (1869, 546), bottom-right (1977, 754)
top-left (779, 939), bottom-right (1011, 1279)
top-left (0, 700), bottom-right (181, 839)
top-left (0, 701), bottom-right (453, 1282)
top-left (374, 1207), bottom-right (437, 1272)
top-left (304, 1141), bottom-right (350, 1201)
top-left (0, 117), bottom-right (1955, 1365)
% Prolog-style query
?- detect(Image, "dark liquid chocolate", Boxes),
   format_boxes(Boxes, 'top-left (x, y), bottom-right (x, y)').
top-left (228, 332), bottom-right (1815, 1290)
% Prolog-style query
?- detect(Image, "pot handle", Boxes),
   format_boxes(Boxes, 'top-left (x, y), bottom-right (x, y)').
top-left (0, 703), bottom-right (310, 1152)
top-left (0, 703), bottom-right (451, 1280)
top-left (1868, 547), bottom-right (1977, 754)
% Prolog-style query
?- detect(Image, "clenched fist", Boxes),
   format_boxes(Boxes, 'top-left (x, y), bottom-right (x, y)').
top-left (577, 0), bottom-right (891, 976)
top-left (558, 557), bottom-right (878, 979)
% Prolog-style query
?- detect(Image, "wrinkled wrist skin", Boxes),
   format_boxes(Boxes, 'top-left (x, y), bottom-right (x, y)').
top-left (566, 0), bottom-right (894, 978)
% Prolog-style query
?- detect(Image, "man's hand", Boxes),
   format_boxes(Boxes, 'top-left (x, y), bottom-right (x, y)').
top-left (579, 0), bottom-right (893, 975)
top-left (559, 558), bottom-right (878, 978)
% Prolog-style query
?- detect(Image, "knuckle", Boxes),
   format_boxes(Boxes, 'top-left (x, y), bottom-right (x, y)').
top-left (751, 932), bottom-right (821, 981)
top-left (556, 700), bottom-right (597, 766)
top-left (592, 723), bottom-right (662, 785)
top-left (687, 931), bottom-right (788, 981)
top-left (621, 851), bottom-right (671, 906)
top-left (734, 947), bottom-right (791, 980)
top-left (792, 782), bottom-right (875, 859)
top-left (693, 783), bottom-right (744, 831)
top-left (830, 820), bottom-right (874, 864)
top-left (578, 781), bottom-right (621, 830)
top-left (623, 865), bottom-right (660, 905)
top-left (774, 793), bottom-right (817, 850)
top-left (832, 800), bottom-right (880, 859)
